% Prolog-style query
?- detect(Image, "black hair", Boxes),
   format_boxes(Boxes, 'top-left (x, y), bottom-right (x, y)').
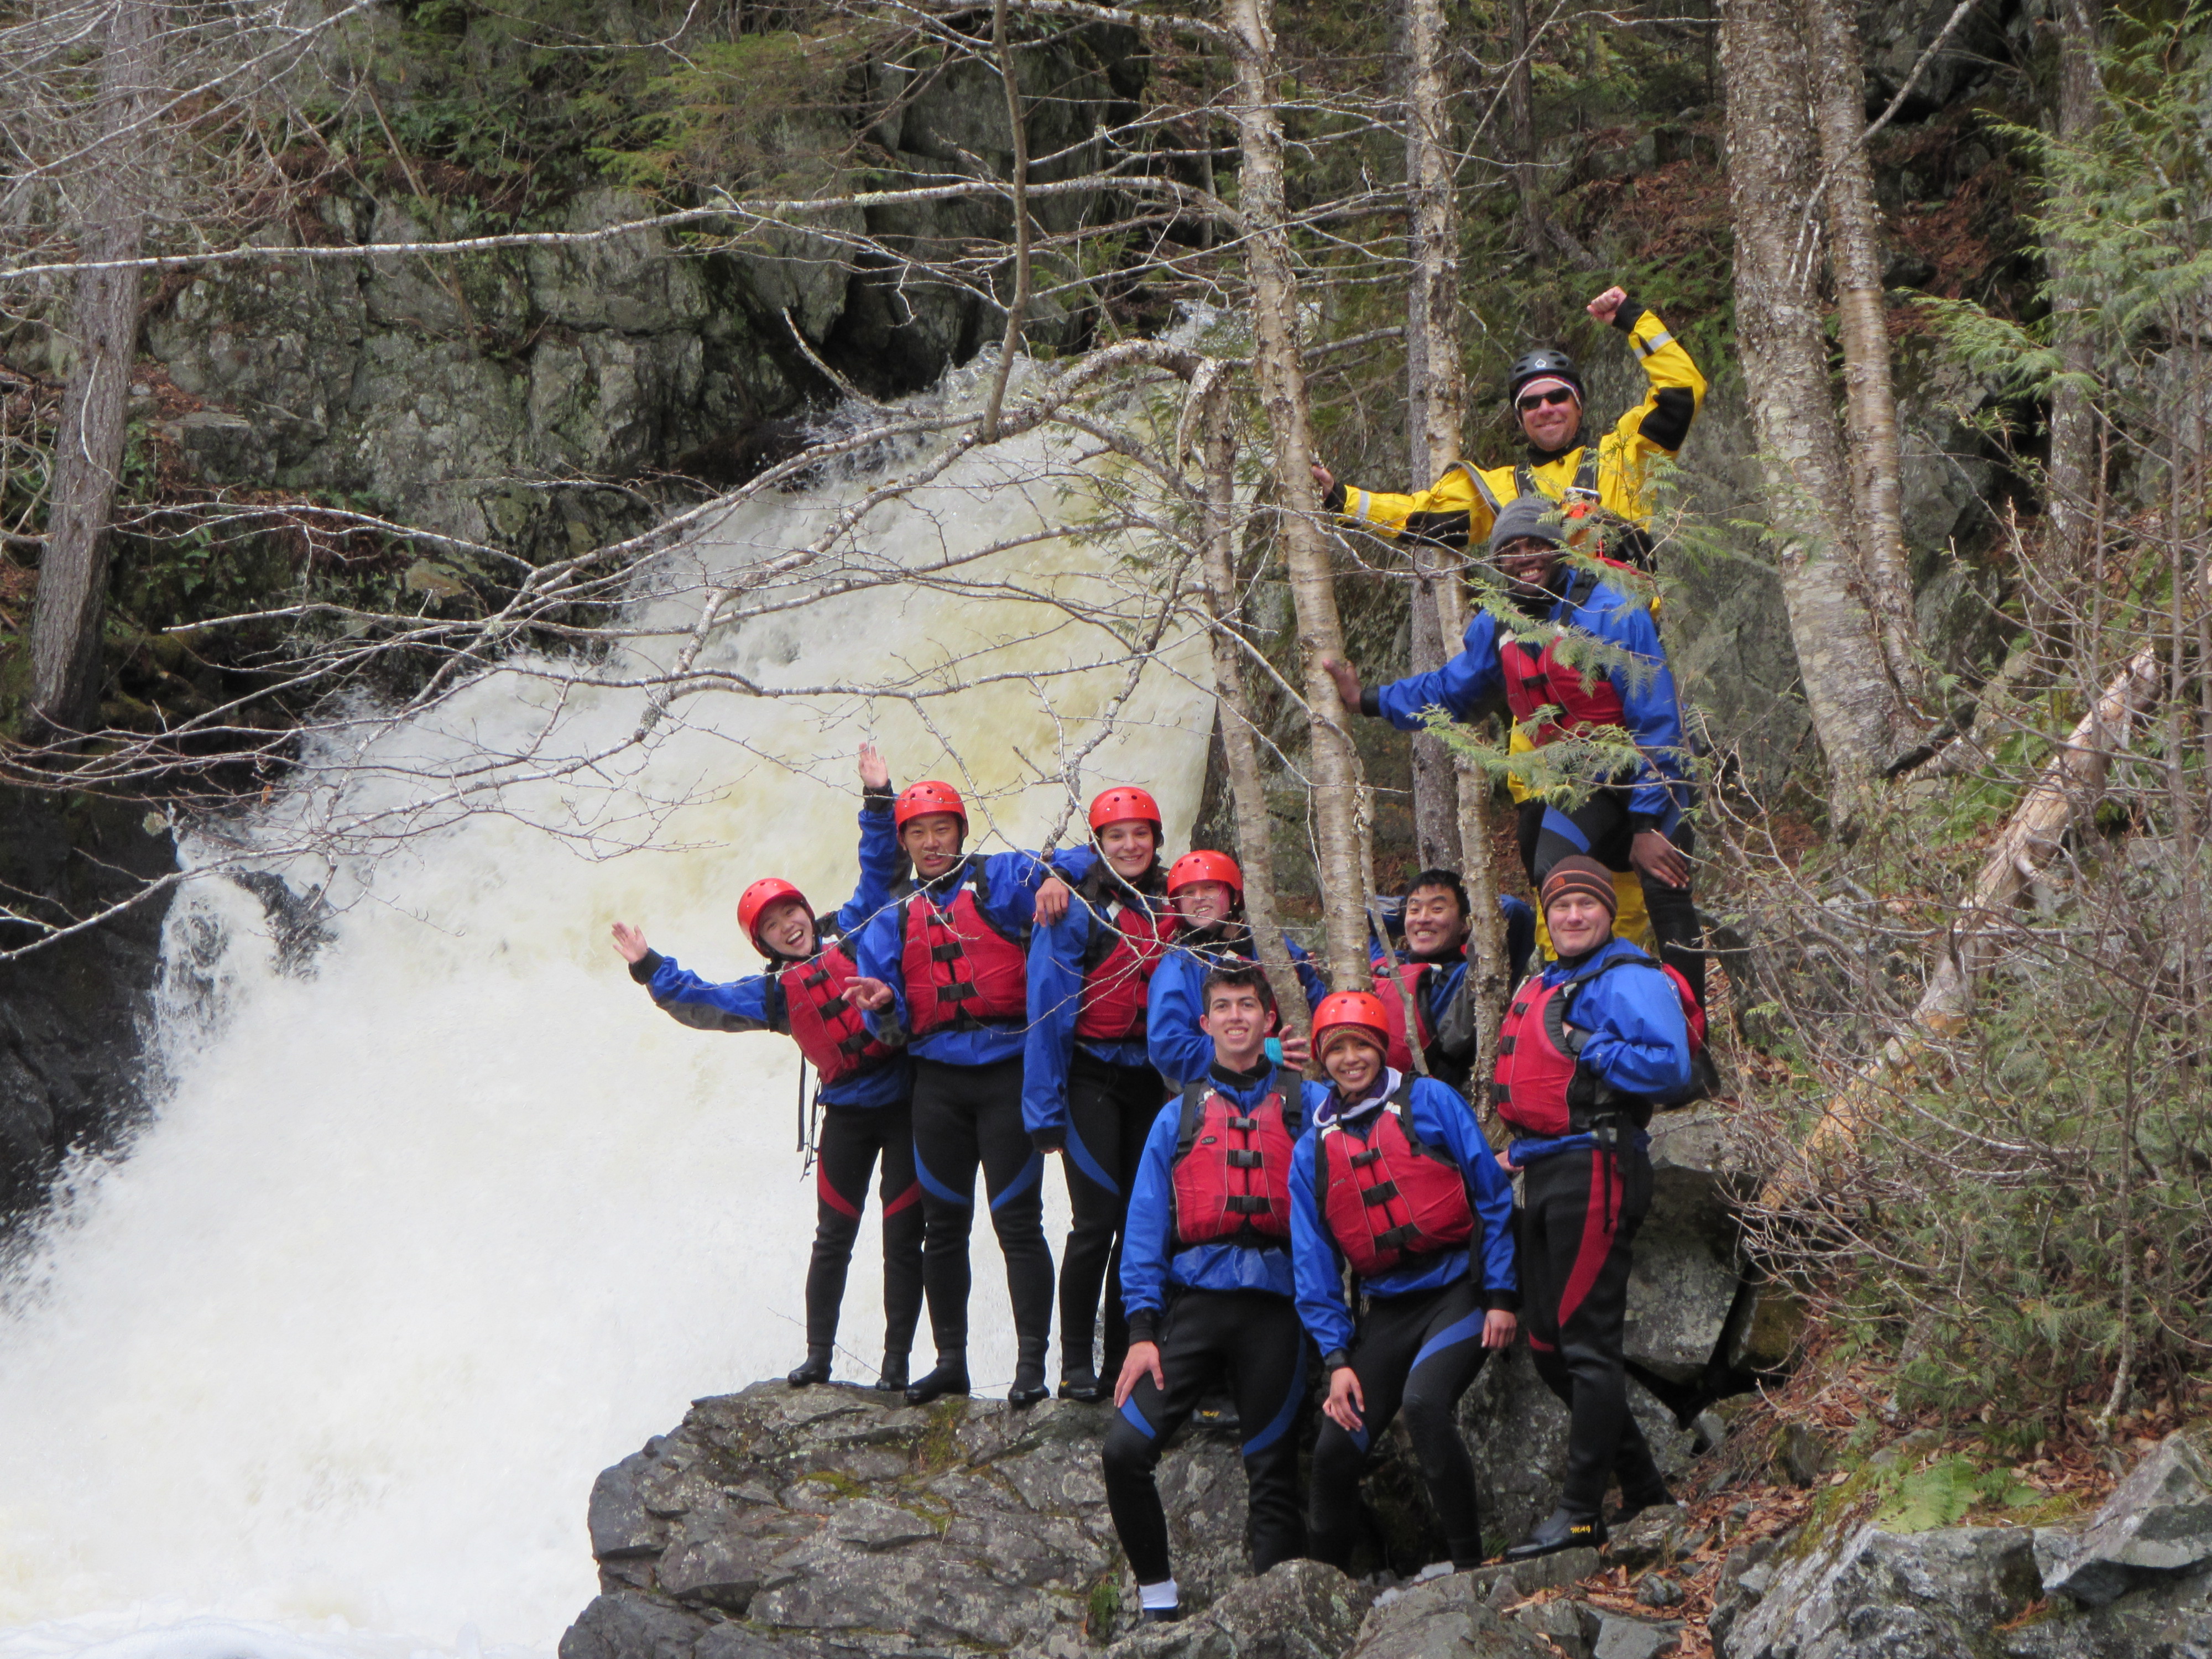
top-left (1201, 959), bottom-right (1277, 1017)
top-left (1403, 868), bottom-right (1471, 921)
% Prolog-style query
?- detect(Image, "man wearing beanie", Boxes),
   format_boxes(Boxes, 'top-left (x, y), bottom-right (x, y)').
top-left (1308, 283), bottom-right (1705, 568)
top-left (1322, 494), bottom-right (1706, 1009)
top-left (1489, 854), bottom-right (1698, 1559)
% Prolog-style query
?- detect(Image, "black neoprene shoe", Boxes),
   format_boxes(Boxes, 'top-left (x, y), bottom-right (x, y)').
top-left (1057, 1364), bottom-right (1107, 1403)
top-left (1139, 1606), bottom-right (1183, 1625)
top-left (1505, 1507), bottom-right (1605, 1561)
top-left (904, 1358), bottom-right (971, 1406)
top-left (787, 1347), bottom-right (833, 1387)
top-left (1009, 1355), bottom-right (1050, 1406)
top-left (875, 1355), bottom-right (910, 1392)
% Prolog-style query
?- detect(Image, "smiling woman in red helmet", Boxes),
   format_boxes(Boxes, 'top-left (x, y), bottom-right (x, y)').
top-left (609, 744), bottom-right (919, 1392)
top-left (1019, 786), bottom-right (1180, 1402)
top-left (845, 776), bottom-right (1076, 1407)
top-left (1141, 850), bottom-right (1326, 1093)
top-left (1287, 990), bottom-right (1519, 1575)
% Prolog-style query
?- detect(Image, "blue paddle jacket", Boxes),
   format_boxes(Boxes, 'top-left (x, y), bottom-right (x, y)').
top-left (1119, 1060), bottom-right (1302, 1343)
top-left (630, 796), bottom-right (909, 1109)
top-left (1367, 572), bottom-right (1688, 830)
top-left (1021, 865), bottom-right (1171, 1140)
top-left (1289, 1071), bottom-right (1519, 1365)
top-left (1503, 933), bottom-right (1692, 1166)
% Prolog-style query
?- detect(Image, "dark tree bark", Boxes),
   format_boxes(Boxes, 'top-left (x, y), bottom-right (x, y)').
top-left (29, 0), bottom-right (159, 738)
top-left (2046, 0), bottom-right (2102, 585)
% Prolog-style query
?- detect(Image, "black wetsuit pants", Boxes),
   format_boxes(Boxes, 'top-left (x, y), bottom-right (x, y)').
top-left (1100, 1287), bottom-right (1308, 1584)
top-left (1310, 1277), bottom-right (1493, 1571)
top-left (1521, 1142), bottom-right (1669, 1519)
top-left (1058, 1051), bottom-right (1165, 1378)
top-left (1518, 791), bottom-right (1705, 1009)
top-left (910, 1056), bottom-right (1053, 1364)
top-left (806, 1098), bottom-right (925, 1360)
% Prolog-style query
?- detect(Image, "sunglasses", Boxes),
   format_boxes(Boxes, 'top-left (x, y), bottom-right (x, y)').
top-left (1516, 388), bottom-right (1578, 413)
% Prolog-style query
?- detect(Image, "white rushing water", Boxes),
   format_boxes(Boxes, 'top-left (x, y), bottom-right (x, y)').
top-left (0, 371), bottom-right (1212, 1659)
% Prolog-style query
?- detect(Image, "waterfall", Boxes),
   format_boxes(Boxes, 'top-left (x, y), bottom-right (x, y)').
top-left (0, 372), bottom-right (1212, 1659)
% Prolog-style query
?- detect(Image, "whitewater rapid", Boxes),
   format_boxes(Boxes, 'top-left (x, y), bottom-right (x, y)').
top-left (0, 374), bottom-right (1213, 1659)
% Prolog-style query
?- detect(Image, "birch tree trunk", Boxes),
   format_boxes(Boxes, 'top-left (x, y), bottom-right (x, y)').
top-left (1807, 0), bottom-right (1927, 707)
top-left (2044, 0), bottom-right (2101, 587)
top-left (1720, 0), bottom-right (1907, 813)
top-left (29, 0), bottom-right (159, 737)
top-left (1401, 0), bottom-right (1465, 871)
top-left (1223, 0), bottom-right (1371, 988)
top-left (1198, 399), bottom-right (1312, 1035)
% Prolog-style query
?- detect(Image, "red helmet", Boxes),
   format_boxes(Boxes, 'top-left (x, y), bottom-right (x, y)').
top-left (1312, 990), bottom-right (1391, 1056)
top-left (1166, 849), bottom-right (1243, 897)
top-left (1088, 786), bottom-right (1162, 840)
top-left (737, 877), bottom-right (814, 956)
top-left (894, 779), bottom-right (968, 832)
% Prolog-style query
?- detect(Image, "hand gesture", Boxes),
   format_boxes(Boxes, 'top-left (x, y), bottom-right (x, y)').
top-left (1114, 1342), bottom-right (1166, 1408)
top-left (859, 741), bottom-right (890, 792)
top-left (1309, 462), bottom-right (1337, 495)
top-left (1482, 1309), bottom-right (1519, 1349)
top-left (1320, 658), bottom-right (1362, 710)
top-left (1586, 285), bottom-right (1628, 326)
top-left (611, 921), bottom-right (653, 964)
top-left (1035, 875), bottom-right (1072, 926)
top-left (847, 975), bottom-right (895, 1011)
top-left (1323, 1365), bottom-right (1366, 1432)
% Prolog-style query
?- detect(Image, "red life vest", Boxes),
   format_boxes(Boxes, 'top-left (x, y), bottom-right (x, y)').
top-left (1170, 1083), bottom-right (1302, 1245)
top-left (1498, 627), bottom-right (1629, 749)
top-left (777, 940), bottom-right (898, 1087)
top-left (898, 862), bottom-right (1029, 1037)
top-left (1490, 953), bottom-right (1707, 1136)
top-left (1316, 1081), bottom-right (1474, 1276)
top-left (1370, 960), bottom-right (1437, 1074)
top-left (1074, 894), bottom-right (1178, 1042)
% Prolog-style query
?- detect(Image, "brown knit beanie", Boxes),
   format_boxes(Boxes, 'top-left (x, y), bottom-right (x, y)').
top-left (1540, 855), bottom-right (1618, 920)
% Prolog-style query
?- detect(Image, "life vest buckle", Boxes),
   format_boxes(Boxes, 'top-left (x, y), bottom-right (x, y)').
top-left (930, 942), bottom-right (965, 963)
top-left (1360, 1180), bottom-right (1402, 1206)
top-left (1225, 1148), bottom-right (1264, 1169)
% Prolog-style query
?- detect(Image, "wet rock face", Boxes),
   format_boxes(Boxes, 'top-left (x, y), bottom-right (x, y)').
top-left (563, 1383), bottom-right (1259, 1658)
top-left (2037, 1424), bottom-right (2212, 1609)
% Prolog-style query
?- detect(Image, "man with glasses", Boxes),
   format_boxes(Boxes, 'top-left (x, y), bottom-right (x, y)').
top-left (1310, 285), bottom-right (1704, 570)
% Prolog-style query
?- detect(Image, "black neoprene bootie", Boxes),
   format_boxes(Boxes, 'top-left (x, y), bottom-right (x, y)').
top-left (1057, 1362), bottom-right (1106, 1403)
top-left (875, 1353), bottom-right (910, 1392)
top-left (787, 1347), bottom-right (833, 1386)
top-left (904, 1355), bottom-right (971, 1406)
top-left (1505, 1507), bottom-right (1605, 1562)
top-left (1139, 1607), bottom-right (1182, 1625)
top-left (1009, 1347), bottom-right (1050, 1406)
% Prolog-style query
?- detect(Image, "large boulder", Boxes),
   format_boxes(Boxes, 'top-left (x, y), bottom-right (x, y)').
top-left (1104, 1559), bottom-right (1373, 1658)
top-left (2036, 1425), bottom-right (2212, 1608)
top-left (561, 1383), bottom-right (1258, 1658)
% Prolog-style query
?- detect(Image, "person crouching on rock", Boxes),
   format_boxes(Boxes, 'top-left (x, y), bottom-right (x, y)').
top-left (609, 743), bottom-right (919, 1392)
top-left (847, 779), bottom-right (1072, 1407)
top-left (1023, 787), bottom-right (1178, 1404)
top-left (1290, 992), bottom-right (1519, 1574)
top-left (1100, 962), bottom-right (1310, 1626)
top-left (1496, 855), bottom-right (1694, 1559)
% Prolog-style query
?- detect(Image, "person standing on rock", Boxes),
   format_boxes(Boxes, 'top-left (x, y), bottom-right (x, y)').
top-left (1023, 787), bottom-right (1179, 1405)
top-left (1290, 992), bottom-right (1519, 1574)
top-left (1322, 493), bottom-right (1704, 1012)
top-left (1313, 284), bottom-right (1705, 961)
top-left (1369, 869), bottom-right (1536, 1095)
top-left (1101, 962), bottom-right (1311, 1624)
top-left (847, 779), bottom-right (1072, 1407)
top-left (1144, 851), bottom-right (1323, 1093)
top-left (609, 743), bottom-right (921, 1392)
top-left (1494, 855), bottom-right (1697, 1559)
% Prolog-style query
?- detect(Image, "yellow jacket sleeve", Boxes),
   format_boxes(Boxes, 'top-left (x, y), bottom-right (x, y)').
top-left (1332, 465), bottom-right (1494, 550)
top-left (1594, 302), bottom-right (1705, 525)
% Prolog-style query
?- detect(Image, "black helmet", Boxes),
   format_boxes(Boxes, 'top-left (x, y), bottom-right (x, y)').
top-left (1507, 347), bottom-right (1584, 405)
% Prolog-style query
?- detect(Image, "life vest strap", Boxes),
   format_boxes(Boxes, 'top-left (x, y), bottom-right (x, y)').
top-left (1228, 1114), bottom-right (1258, 1131)
top-left (1225, 1194), bottom-right (1274, 1214)
top-left (929, 942), bottom-right (964, 963)
top-left (1349, 1147), bottom-right (1384, 1168)
top-left (1361, 1181), bottom-right (1402, 1207)
top-left (1225, 1148), bottom-right (1264, 1169)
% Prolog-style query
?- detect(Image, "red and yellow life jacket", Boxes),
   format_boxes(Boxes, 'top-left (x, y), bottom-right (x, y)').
top-left (1170, 1083), bottom-right (1302, 1246)
top-left (1491, 954), bottom-right (1707, 1136)
top-left (1075, 893), bottom-right (1178, 1042)
top-left (776, 940), bottom-right (899, 1087)
top-left (1316, 1081), bottom-right (1474, 1276)
top-left (898, 862), bottom-right (1029, 1037)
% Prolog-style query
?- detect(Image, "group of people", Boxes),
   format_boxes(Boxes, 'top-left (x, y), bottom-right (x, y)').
top-left (608, 280), bottom-right (1712, 1611)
